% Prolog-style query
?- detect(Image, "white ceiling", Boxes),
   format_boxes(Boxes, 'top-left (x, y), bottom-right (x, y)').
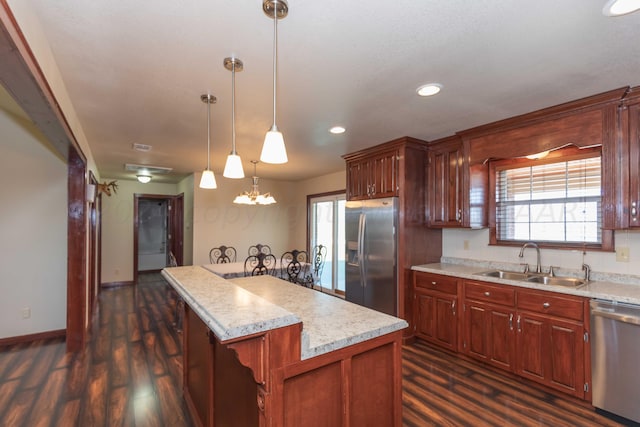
top-left (23, 0), bottom-right (640, 182)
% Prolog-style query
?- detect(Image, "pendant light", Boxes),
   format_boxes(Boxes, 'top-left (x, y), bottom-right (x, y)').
top-left (199, 93), bottom-right (218, 189)
top-left (260, 0), bottom-right (289, 164)
top-left (223, 57), bottom-right (245, 179)
top-left (233, 160), bottom-right (276, 205)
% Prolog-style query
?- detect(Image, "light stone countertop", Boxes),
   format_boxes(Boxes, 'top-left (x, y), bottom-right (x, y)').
top-left (412, 262), bottom-right (640, 305)
top-left (162, 266), bottom-right (407, 360)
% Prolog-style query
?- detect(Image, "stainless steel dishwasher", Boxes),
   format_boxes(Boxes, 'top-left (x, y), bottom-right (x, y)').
top-left (591, 299), bottom-right (640, 424)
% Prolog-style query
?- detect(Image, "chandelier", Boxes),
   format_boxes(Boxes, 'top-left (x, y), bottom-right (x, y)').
top-left (233, 160), bottom-right (276, 205)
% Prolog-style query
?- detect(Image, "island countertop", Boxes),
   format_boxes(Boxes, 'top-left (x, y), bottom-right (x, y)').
top-left (162, 266), bottom-right (407, 360)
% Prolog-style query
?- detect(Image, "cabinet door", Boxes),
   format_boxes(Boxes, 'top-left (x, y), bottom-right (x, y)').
top-left (371, 151), bottom-right (398, 198)
top-left (428, 140), bottom-right (463, 227)
top-left (415, 292), bottom-right (458, 351)
top-left (347, 160), bottom-right (365, 200)
top-left (415, 292), bottom-right (435, 341)
top-left (434, 295), bottom-right (457, 352)
top-left (463, 301), bottom-right (515, 372)
top-left (628, 102), bottom-right (640, 227)
top-left (516, 311), bottom-right (585, 398)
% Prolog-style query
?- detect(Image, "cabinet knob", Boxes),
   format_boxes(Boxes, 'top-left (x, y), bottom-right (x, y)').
top-left (431, 281), bottom-right (437, 285)
top-left (484, 291), bottom-right (491, 297)
top-left (543, 302), bottom-right (550, 309)
top-left (632, 201), bottom-right (637, 218)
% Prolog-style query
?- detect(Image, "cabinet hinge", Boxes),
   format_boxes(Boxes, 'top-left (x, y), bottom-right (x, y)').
top-left (584, 383), bottom-right (589, 392)
top-left (583, 332), bottom-right (589, 343)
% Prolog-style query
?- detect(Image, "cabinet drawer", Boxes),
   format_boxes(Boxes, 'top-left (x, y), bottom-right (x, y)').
top-left (516, 290), bottom-right (584, 321)
top-left (464, 281), bottom-right (515, 306)
top-left (414, 272), bottom-right (457, 294)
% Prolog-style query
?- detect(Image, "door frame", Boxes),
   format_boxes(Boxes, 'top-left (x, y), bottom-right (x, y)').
top-left (133, 193), bottom-right (184, 283)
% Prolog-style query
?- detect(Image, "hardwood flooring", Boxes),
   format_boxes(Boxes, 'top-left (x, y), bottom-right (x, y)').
top-left (0, 272), bottom-right (633, 426)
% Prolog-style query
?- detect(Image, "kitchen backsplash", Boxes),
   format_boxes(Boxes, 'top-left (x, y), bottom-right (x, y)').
top-left (441, 228), bottom-right (640, 282)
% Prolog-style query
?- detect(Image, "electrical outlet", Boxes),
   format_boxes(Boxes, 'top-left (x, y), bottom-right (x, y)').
top-left (616, 246), bottom-right (630, 262)
top-left (22, 307), bottom-right (30, 319)
top-left (463, 240), bottom-right (470, 250)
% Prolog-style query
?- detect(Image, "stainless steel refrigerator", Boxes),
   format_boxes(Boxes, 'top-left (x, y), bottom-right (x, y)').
top-left (345, 197), bottom-right (398, 316)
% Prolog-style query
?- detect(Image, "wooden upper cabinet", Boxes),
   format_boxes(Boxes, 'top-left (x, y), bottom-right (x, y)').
top-left (621, 86), bottom-right (640, 228)
top-left (427, 136), bottom-right (487, 228)
top-left (428, 136), bottom-right (464, 227)
top-left (345, 149), bottom-right (398, 200)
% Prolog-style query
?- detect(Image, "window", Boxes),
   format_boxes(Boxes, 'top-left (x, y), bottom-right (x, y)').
top-left (308, 192), bottom-right (346, 294)
top-left (490, 147), bottom-right (611, 250)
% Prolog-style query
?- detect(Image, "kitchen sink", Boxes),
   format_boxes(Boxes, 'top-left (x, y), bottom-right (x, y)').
top-left (474, 270), bottom-right (586, 288)
top-left (475, 270), bottom-right (532, 281)
top-left (525, 275), bottom-right (585, 287)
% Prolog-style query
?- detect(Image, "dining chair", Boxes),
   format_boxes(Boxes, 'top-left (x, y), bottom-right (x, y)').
top-left (209, 245), bottom-right (237, 264)
top-left (281, 249), bottom-right (310, 285)
top-left (244, 252), bottom-right (277, 276)
top-left (248, 243), bottom-right (272, 257)
top-left (306, 244), bottom-right (327, 291)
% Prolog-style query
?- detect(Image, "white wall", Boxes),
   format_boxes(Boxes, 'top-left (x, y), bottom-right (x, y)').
top-left (442, 228), bottom-right (640, 277)
top-left (0, 108), bottom-right (67, 339)
top-left (101, 179), bottom-right (179, 283)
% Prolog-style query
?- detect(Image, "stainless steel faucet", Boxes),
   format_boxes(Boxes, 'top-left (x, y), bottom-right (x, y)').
top-left (581, 263), bottom-right (591, 281)
top-left (519, 242), bottom-right (542, 273)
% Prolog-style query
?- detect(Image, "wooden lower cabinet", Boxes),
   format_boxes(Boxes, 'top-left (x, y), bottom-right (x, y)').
top-left (182, 304), bottom-right (404, 427)
top-left (515, 289), bottom-right (587, 398)
top-left (464, 301), bottom-right (515, 371)
top-left (413, 274), bottom-right (590, 400)
top-left (413, 271), bottom-right (458, 352)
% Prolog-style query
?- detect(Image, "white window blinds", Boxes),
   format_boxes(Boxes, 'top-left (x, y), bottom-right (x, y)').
top-left (495, 156), bottom-right (601, 243)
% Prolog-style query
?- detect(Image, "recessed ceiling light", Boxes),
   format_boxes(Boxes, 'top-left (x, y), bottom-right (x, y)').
top-left (603, 0), bottom-right (640, 16)
top-left (329, 126), bottom-right (346, 134)
top-left (416, 83), bottom-right (442, 97)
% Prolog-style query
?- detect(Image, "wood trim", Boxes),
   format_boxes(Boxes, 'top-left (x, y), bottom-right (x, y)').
top-left (458, 87), bottom-right (628, 140)
top-left (66, 145), bottom-right (87, 353)
top-left (0, 329), bottom-right (66, 347)
top-left (342, 136), bottom-right (429, 161)
top-left (101, 280), bottom-right (135, 288)
top-left (0, 1), bottom-right (84, 160)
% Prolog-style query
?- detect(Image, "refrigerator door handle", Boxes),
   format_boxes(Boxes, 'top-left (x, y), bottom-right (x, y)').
top-left (358, 213), bottom-right (366, 288)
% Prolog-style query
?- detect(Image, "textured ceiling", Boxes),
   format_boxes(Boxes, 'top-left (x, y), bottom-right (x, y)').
top-left (20, 0), bottom-right (640, 182)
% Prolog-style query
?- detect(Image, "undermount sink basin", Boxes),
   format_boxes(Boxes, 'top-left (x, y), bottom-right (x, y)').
top-left (475, 270), bottom-right (532, 281)
top-left (474, 270), bottom-right (586, 288)
top-left (526, 275), bottom-right (585, 287)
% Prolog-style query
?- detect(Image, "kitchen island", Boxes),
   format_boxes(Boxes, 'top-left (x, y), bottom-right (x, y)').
top-left (161, 266), bottom-right (407, 427)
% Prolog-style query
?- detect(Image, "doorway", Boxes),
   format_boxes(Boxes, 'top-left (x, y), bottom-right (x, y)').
top-left (133, 194), bottom-right (184, 282)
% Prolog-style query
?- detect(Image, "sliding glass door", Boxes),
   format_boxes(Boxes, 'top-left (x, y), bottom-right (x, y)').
top-left (309, 193), bottom-right (346, 294)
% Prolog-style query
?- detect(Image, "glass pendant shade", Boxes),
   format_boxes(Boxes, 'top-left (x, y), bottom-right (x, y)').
top-left (260, 128), bottom-right (288, 164)
top-left (223, 154), bottom-right (245, 178)
top-left (199, 93), bottom-right (217, 189)
top-left (260, 0), bottom-right (289, 164)
top-left (200, 169), bottom-right (217, 189)
top-left (137, 175), bottom-right (151, 184)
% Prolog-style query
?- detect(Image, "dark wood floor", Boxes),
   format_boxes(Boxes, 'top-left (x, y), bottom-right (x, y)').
top-left (0, 273), bottom-right (633, 426)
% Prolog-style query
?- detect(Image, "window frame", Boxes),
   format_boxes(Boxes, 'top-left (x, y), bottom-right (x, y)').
top-left (488, 145), bottom-right (613, 251)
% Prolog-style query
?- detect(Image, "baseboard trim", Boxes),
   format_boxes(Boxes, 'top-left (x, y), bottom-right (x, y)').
top-left (101, 280), bottom-right (135, 288)
top-left (0, 328), bottom-right (66, 347)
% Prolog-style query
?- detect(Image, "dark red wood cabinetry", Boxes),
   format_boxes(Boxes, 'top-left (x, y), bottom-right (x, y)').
top-left (413, 271), bottom-right (590, 400)
top-left (346, 149), bottom-right (398, 200)
top-left (413, 271), bottom-right (458, 352)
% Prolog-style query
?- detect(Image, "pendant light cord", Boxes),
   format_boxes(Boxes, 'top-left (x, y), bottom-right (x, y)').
top-left (272, 2), bottom-right (278, 128)
top-left (231, 62), bottom-right (237, 155)
top-left (206, 95), bottom-right (211, 170)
